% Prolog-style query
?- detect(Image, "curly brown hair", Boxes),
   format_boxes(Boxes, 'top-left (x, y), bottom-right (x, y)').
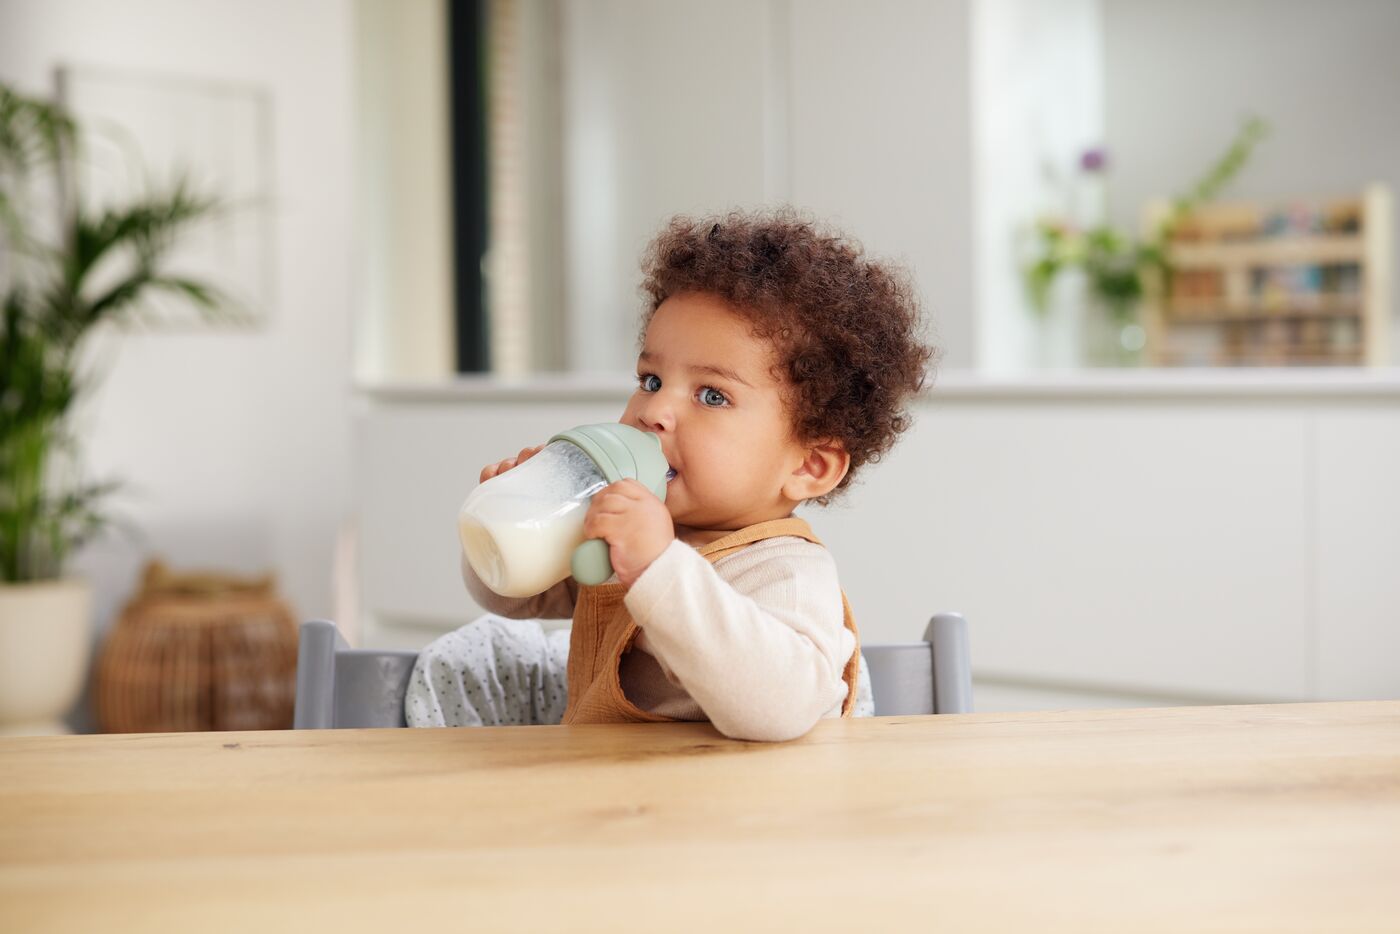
top-left (638, 209), bottom-right (937, 505)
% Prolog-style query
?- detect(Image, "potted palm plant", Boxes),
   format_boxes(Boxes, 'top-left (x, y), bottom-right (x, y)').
top-left (0, 83), bottom-right (224, 734)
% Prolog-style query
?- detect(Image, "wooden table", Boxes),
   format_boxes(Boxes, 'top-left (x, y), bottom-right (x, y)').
top-left (3, 701), bottom-right (1398, 932)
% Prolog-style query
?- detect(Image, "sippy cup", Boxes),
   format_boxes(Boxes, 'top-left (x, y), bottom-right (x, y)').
top-left (457, 423), bottom-right (671, 597)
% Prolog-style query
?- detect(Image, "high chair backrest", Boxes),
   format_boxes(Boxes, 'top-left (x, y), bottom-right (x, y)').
top-left (293, 621), bottom-right (417, 729)
top-left (293, 613), bottom-right (972, 729)
top-left (861, 613), bottom-right (973, 716)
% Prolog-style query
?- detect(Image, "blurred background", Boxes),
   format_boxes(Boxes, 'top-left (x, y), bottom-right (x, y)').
top-left (0, 0), bottom-right (1396, 734)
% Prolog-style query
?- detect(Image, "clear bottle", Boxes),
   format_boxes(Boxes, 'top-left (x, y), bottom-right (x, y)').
top-left (457, 423), bottom-right (670, 596)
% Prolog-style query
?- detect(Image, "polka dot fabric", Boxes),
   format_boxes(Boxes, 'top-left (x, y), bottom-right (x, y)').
top-left (405, 615), bottom-right (571, 727)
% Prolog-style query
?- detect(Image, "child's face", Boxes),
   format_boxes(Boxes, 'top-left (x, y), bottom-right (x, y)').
top-left (621, 291), bottom-right (810, 533)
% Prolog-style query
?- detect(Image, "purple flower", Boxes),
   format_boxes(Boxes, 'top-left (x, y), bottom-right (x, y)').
top-left (1080, 147), bottom-right (1107, 173)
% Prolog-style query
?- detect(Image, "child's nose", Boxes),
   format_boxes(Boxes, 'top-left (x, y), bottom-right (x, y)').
top-left (636, 393), bottom-right (675, 433)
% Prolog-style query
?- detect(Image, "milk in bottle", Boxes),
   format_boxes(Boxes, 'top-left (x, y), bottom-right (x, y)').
top-left (457, 440), bottom-right (608, 597)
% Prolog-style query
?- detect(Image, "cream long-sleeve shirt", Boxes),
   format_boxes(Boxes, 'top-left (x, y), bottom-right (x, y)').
top-left (459, 535), bottom-right (856, 742)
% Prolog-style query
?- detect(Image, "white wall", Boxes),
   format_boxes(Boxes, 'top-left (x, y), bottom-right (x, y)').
top-left (972, 0), bottom-right (1104, 373)
top-left (787, 0), bottom-right (975, 371)
top-left (0, 0), bottom-right (356, 729)
top-left (1102, 0), bottom-right (1400, 338)
top-left (560, 0), bottom-right (770, 375)
top-left (353, 0), bottom-right (454, 382)
top-left (559, 0), bottom-right (975, 373)
top-left (347, 1), bottom-right (1400, 384)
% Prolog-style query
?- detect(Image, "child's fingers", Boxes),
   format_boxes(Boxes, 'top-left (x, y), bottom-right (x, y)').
top-left (584, 493), bottom-right (638, 527)
top-left (601, 479), bottom-right (647, 499)
top-left (582, 508), bottom-right (615, 539)
top-left (479, 444), bottom-right (544, 484)
top-left (588, 498), bottom-right (631, 519)
top-left (581, 483), bottom-right (654, 528)
top-left (483, 458), bottom-right (515, 482)
top-left (594, 484), bottom-right (647, 509)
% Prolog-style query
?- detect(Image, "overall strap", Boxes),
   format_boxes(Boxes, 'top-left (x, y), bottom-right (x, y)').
top-left (698, 517), bottom-right (822, 564)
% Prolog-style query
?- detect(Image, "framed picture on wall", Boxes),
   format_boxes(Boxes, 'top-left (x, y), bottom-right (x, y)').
top-left (54, 64), bottom-right (275, 328)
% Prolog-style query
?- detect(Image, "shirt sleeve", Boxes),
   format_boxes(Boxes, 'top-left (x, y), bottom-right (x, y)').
top-left (460, 551), bottom-right (579, 620)
top-left (622, 538), bottom-right (854, 742)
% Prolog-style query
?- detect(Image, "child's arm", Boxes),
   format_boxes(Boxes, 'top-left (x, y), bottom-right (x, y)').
top-left (460, 551), bottom-right (579, 619)
top-left (622, 538), bottom-right (853, 742)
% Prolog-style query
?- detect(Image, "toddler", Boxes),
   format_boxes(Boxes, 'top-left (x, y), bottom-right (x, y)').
top-left (406, 210), bottom-right (935, 741)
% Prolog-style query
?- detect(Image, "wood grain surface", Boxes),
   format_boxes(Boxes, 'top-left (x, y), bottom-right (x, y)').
top-left (3, 701), bottom-right (1398, 932)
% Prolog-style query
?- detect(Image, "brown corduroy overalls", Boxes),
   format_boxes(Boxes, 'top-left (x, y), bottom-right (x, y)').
top-left (561, 516), bottom-right (861, 725)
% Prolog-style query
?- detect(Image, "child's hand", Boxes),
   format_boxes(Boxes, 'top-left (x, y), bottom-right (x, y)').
top-left (480, 444), bottom-right (545, 484)
top-left (582, 479), bottom-right (674, 588)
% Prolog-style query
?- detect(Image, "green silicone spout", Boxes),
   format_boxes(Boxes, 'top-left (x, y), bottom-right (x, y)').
top-left (548, 423), bottom-right (670, 586)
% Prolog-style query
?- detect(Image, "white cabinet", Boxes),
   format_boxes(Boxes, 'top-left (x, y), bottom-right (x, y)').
top-left (1316, 409), bottom-right (1400, 700)
top-left (355, 372), bottom-right (1400, 708)
top-left (818, 405), bottom-right (1310, 701)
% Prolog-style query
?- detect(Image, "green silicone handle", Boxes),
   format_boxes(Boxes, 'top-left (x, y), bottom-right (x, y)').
top-left (549, 423), bottom-right (670, 588)
top-left (570, 538), bottom-right (614, 586)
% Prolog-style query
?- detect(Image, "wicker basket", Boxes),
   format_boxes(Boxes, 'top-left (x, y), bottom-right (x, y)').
top-left (95, 561), bottom-right (299, 733)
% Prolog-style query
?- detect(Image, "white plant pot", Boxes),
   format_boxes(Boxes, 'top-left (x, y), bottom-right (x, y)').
top-left (0, 578), bottom-right (93, 736)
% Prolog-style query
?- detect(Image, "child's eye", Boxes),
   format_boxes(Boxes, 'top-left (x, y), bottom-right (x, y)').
top-left (698, 387), bottom-right (729, 407)
top-left (637, 373), bottom-right (661, 392)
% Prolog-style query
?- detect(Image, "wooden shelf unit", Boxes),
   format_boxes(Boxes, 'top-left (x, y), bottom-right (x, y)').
top-left (1142, 185), bottom-right (1392, 367)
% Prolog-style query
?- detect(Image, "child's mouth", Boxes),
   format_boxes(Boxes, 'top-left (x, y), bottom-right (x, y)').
top-left (665, 468), bottom-right (677, 483)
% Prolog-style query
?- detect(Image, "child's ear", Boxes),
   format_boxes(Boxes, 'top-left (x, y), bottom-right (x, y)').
top-left (782, 440), bottom-right (850, 502)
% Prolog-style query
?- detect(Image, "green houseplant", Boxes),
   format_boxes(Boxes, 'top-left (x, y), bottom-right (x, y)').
top-left (1023, 117), bottom-right (1268, 366)
top-left (0, 83), bottom-right (225, 733)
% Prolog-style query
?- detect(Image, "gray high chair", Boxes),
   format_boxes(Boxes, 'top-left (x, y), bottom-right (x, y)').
top-left (293, 613), bottom-right (972, 729)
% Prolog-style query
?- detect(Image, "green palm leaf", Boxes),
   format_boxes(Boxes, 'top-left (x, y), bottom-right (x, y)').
top-left (1, 82), bottom-right (228, 582)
